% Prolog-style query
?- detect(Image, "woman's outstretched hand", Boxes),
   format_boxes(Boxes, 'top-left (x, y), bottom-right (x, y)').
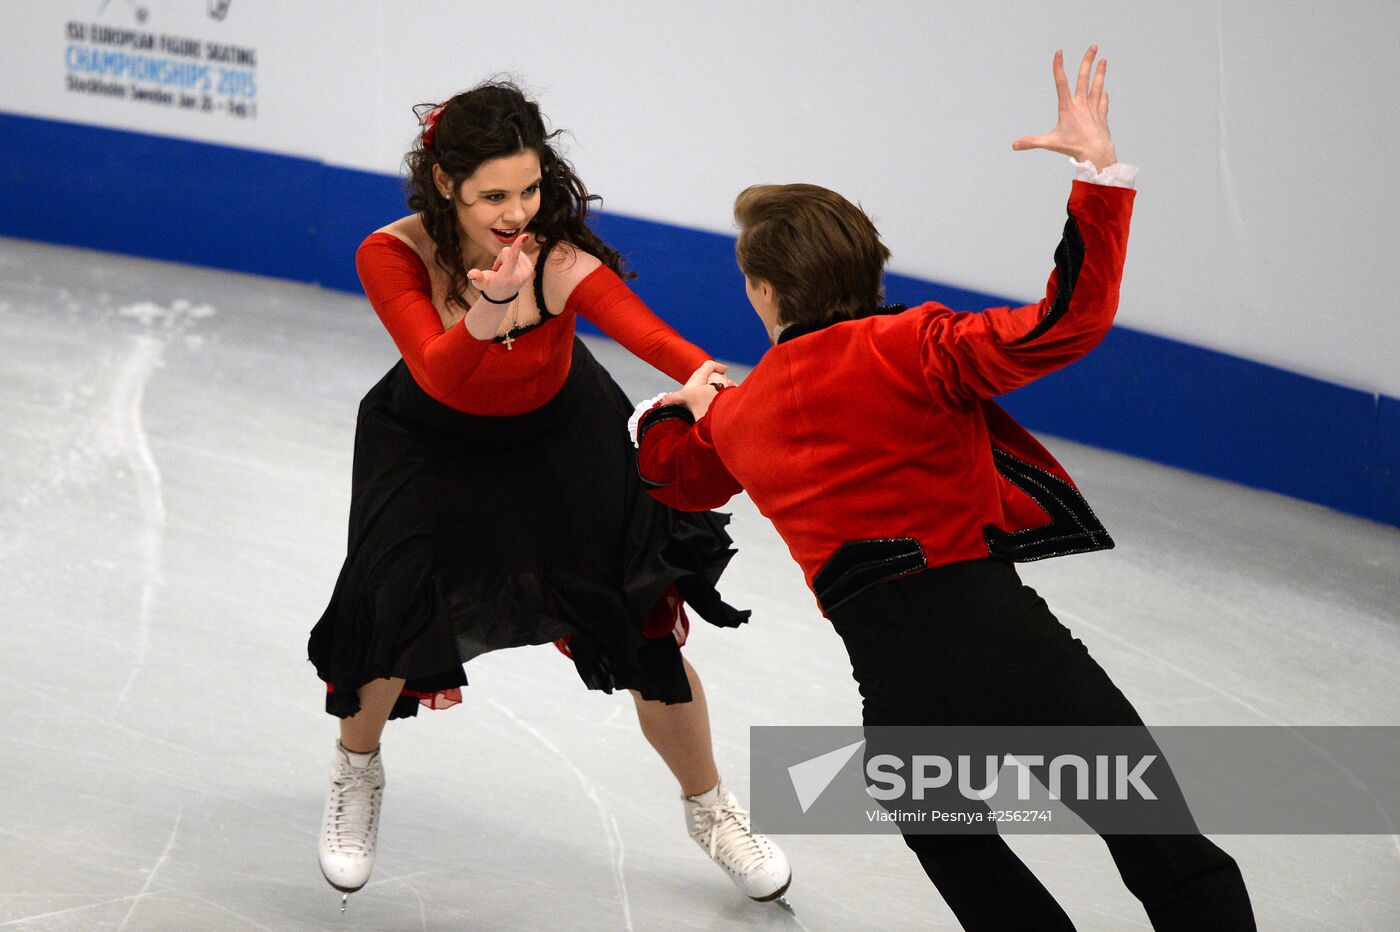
top-left (1012, 46), bottom-right (1116, 171)
top-left (467, 234), bottom-right (535, 302)
top-left (662, 360), bottom-right (734, 419)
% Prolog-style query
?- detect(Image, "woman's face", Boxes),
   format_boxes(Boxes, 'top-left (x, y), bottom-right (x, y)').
top-left (437, 149), bottom-right (542, 263)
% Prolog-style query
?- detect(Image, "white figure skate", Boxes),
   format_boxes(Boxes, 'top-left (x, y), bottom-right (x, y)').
top-left (683, 780), bottom-right (792, 903)
top-left (318, 741), bottom-right (384, 900)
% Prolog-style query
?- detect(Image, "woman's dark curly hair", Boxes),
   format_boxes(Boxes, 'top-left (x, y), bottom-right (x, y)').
top-left (405, 80), bottom-right (628, 311)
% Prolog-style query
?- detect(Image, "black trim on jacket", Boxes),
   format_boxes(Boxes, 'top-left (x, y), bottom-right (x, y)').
top-left (1009, 214), bottom-right (1085, 346)
top-left (982, 447), bottom-right (1114, 560)
top-left (812, 537), bottom-right (928, 614)
top-left (775, 304), bottom-right (908, 346)
top-left (635, 403), bottom-right (697, 489)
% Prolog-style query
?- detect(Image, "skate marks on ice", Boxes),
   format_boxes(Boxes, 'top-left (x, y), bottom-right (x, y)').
top-left (0, 284), bottom-right (215, 709)
top-left (108, 300), bottom-right (215, 704)
top-left (1058, 605), bottom-right (1400, 860)
top-left (483, 695), bottom-right (636, 931)
top-left (115, 804), bottom-right (183, 931)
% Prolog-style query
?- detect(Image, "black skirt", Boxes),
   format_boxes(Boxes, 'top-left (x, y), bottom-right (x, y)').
top-left (308, 339), bottom-right (749, 719)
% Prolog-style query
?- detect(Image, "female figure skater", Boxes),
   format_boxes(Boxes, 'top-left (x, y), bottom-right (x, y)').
top-left (635, 48), bottom-right (1254, 929)
top-left (307, 80), bottom-right (789, 904)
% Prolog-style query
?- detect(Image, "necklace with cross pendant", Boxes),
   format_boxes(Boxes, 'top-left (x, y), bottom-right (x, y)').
top-left (477, 284), bottom-right (518, 350)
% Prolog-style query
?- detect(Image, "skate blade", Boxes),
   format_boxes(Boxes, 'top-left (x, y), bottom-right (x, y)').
top-left (773, 895), bottom-right (797, 916)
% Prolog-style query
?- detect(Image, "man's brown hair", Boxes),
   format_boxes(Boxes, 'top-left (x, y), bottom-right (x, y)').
top-left (733, 183), bottom-right (891, 327)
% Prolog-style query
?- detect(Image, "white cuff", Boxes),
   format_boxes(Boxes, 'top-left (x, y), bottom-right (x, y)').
top-left (628, 393), bottom-right (669, 448)
top-left (1070, 157), bottom-right (1138, 189)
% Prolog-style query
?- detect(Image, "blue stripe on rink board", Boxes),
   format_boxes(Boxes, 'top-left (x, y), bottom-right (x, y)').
top-left (1, 109), bottom-right (1396, 528)
top-left (1, 111), bottom-right (317, 282)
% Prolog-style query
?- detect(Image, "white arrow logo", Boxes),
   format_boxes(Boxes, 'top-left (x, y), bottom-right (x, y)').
top-left (787, 740), bottom-right (866, 813)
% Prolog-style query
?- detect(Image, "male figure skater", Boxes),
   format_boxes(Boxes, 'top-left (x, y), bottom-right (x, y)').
top-left (631, 47), bottom-right (1255, 929)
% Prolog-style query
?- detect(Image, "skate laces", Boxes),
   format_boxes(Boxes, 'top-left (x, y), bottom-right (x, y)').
top-left (691, 795), bottom-right (769, 873)
top-left (326, 761), bottom-right (382, 855)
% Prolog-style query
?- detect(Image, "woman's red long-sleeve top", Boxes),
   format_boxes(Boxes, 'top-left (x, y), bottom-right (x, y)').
top-left (356, 232), bottom-right (710, 415)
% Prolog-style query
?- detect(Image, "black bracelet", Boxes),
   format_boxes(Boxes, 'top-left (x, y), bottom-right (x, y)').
top-left (479, 291), bottom-right (519, 305)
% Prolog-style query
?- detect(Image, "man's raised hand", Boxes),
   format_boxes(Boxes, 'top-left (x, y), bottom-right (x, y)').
top-left (1011, 46), bottom-right (1116, 171)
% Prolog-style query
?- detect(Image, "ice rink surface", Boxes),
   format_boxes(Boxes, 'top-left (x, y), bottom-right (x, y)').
top-left (1, 236), bottom-right (1397, 930)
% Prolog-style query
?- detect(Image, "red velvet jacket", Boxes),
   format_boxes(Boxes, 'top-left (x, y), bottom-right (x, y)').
top-left (637, 180), bottom-right (1135, 615)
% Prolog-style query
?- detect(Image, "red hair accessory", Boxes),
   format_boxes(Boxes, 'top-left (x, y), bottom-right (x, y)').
top-left (420, 104), bottom-right (446, 147)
